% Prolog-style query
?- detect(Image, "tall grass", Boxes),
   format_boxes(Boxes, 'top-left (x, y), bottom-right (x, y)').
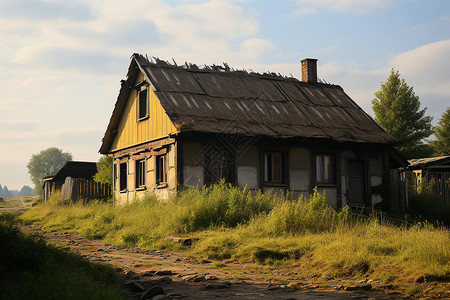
top-left (408, 178), bottom-right (450, 224)
top-left (0, 213), bottom-right (126, 300)
top-left (21, 182), bottom-right (450, 297)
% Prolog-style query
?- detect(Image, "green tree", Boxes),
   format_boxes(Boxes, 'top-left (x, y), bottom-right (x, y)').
top-left (430, 107), bottom-right (450, 156)
top-left (27, 147), bottom-right (73, 194)
top-left (93, 156), bottom-right (113, 185)
top-left (372, 69), bottom-right (433, 159)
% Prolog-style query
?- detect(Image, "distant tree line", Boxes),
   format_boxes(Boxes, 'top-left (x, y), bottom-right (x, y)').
top-left (0, 184), bottom-right (34, 197)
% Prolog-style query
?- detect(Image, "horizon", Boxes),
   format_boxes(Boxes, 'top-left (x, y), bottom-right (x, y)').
top-left (1, 0), bottom-right (449, 190)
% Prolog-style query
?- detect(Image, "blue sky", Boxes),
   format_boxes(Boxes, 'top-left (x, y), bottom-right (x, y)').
top-left (1, 0), bottom-right (449, 189)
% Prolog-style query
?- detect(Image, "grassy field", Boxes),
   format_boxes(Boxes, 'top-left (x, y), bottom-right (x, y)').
top-left (21, 183), bottom-right (450, 298)
top-left (0, 213), bottom-right (126, 300)
top-left (0, 195), bottom-right (39, 208)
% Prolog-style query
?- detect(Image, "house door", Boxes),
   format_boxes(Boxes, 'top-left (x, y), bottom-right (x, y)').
top-left (347, 160), bottom-right (366, 206)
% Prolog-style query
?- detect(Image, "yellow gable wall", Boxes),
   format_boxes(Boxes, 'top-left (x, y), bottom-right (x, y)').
top-left (110, 72), bottom-right (178, 152)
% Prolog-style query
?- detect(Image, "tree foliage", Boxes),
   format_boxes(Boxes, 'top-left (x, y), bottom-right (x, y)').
top-left (94, 156), bottom-right (113, 185)
top-left (372, 69), bottom-right (433, 159)
top-left (430, 107), bottom-right (450, 156)
top-left (27, 147), bottom-right (73, 194)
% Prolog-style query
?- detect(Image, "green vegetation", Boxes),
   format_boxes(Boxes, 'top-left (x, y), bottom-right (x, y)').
top-left (27, 147), bottom-right (73, 194)
top-left (408, 178), bottom-right (450, 225)
top-left (430, 107), bottom-right (450, 156)
top-left (372, 69), bottom-right (433, 159)
top-left (0, 196), bottom-right (39, 209)
top-left (94, 155), bottom-right (113, 185)
top-left (0, 214), bottom-right (126, 300)
top-left (21, 182), bottom-right (450, 298)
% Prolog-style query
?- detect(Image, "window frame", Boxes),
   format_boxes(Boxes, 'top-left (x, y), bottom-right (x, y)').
top-left (156, 154), bottom-right (167, 185)
top-left (119, 162), bottom-right (128, 192)
top-left (135, 159), bottom-right (146, 189)
top-left (264, 151), bottom-right (283, 184)
top-left (137, 86), bottom-right (149, 121)
top-left (315, 153), bottom-right (334, 184)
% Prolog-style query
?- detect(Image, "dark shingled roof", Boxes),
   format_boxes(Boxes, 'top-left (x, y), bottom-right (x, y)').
top-left (48, 161), bottom-right (97, 181)
top-left (99, 54), bottom-right (397, 154)
top-left (407, 155), bottom-right (450, 170)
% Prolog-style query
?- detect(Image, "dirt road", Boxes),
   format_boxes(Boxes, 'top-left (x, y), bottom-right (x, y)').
top-left (26, 227), bottom-right (406, 300)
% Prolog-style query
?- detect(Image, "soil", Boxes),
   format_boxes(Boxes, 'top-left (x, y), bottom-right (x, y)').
top-left (25, 227), bottom-right (408, 300)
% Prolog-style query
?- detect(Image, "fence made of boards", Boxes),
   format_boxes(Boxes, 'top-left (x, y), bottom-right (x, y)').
top-left (405, 171), bottom-right (450, 205)
top-left (60, 177), bottom-right (112, 202)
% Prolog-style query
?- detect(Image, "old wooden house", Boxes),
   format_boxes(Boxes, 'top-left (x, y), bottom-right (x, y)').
top-left (99, 54), bottom-right (406, 209)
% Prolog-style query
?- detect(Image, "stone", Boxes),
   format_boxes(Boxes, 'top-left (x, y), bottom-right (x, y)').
top-left (205, 275), bottom-right (218, 281)
top-left (125, 281), bottom-right (146, 293)
top-left (344, 283), bottom-right (372, 291)
top-left (151, 295), bottom-right (167, 300)
top-left (182, 274), bottom-right (201, 282)
top-left (156, 277), bottom-right (173, 284)
top-left (155, 270), bottom-right (174, 276)
top-left (205, 282), bottom-right (231, 289)
top-left (139, 286), bottom-right (165, 300)
top-left (142, 271), bottom-right (156, 277)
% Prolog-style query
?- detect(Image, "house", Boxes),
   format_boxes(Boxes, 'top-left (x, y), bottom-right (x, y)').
top-left (42, 161), bottom-right (98, 202)
top-left (406, 155), bottom-right (450, 204)
top-left (99, 54), bottom-right (407, 210)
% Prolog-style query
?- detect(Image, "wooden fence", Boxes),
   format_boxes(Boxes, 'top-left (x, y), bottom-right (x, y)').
top-left (405, 171), bottom-right (450, 205)
top-left (60, 177), bottom-right (112, 202)
top-left (389, 169), bottom-right (408, 212)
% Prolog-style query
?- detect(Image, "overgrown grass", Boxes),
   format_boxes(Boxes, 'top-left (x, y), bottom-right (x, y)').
top-left (0, 213), bottom-right (126, 300)
top-left (21, 182), bottom-right (450, 298)
top-left (408, 178), bottom-right (450, 225)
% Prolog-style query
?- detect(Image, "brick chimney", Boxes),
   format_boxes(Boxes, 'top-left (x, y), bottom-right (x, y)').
top-left (301, 58), bottom-right (318, 83)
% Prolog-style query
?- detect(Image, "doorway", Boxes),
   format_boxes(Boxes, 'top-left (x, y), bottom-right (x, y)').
top-left (347, 160), bottom-right (366, 206)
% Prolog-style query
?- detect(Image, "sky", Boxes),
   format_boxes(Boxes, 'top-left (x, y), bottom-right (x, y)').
top-left (1, 0), bottom-right (449, 190)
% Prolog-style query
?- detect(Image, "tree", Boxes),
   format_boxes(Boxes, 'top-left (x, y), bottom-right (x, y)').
top-left (93, 156), bottom-right (113, 185)
top-left (19, 185), bottom-right (35, 197)
top-left (430, 107), bottom-right (450, 156)
top-left (27, 147), bottom-right (73, 194)
top-left (372, 69), bottom-right (433, 159)
top-left (2, 185), bottom-right (12, 197)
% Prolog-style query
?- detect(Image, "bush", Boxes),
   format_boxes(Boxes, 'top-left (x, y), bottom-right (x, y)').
top-left (169, 181), bottom-right (281, 232)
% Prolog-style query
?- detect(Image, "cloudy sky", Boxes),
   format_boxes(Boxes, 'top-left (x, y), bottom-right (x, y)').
top-left (1, 0), bottom-right (449, 190)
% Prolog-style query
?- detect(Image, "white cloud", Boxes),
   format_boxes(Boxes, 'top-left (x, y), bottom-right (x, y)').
top-left (291, 0), bottom-right (393, 15)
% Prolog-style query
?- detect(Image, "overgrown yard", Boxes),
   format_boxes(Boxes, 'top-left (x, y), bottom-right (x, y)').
top-left (0, 213), bottom-right (126, 300)
top-left (21, 183), bottom-right (450, 298)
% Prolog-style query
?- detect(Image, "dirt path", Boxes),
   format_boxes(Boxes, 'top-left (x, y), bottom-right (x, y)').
top-left (26, 226), bottom-right (407, 300)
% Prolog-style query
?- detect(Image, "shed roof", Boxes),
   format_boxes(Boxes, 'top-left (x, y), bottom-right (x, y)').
top-left (46, 161), bottom-right (98, 182)
top-left (407, 155), bottom-right (450, 170)
top-left (99, 54), bottom-right (397, 154)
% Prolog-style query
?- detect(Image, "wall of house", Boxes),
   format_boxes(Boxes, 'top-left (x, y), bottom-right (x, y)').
top-left (289, 146), bottom-right (311, 199)
top-left (110, 72), bottom-right (178, 152)
top-left (179, 137), bottom-right (389, 209)
top-left (113, 142), bottom-right (177, 204)
top-left (236, 145), bottom-right (259, 189)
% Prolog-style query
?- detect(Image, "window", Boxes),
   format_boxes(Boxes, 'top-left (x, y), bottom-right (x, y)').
top-left (156, 155), bottom-right (167, 184)
top-left (136, 159), bottom-right (145, 188)
top-left (315, 154), bottom-right (333, 183)
top-left (137, 88), bottom-right (148, 120)
top-left (264, 152), bottom-right (283, 183)
top-left (119, 162), bottom-right (127, 191)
